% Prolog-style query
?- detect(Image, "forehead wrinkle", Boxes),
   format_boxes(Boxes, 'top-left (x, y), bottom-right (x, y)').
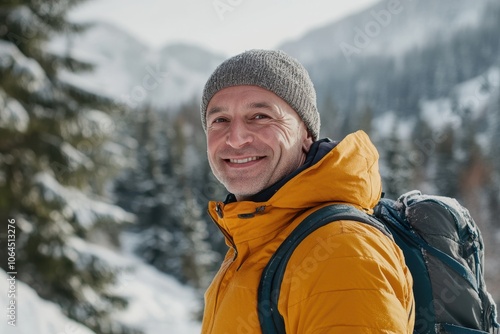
top-left (246, 101), bottom-right (273, 110)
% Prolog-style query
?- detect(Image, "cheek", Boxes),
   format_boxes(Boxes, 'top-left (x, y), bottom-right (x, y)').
top-left (206, 137), bottom-right (218, 163)
top-left (206, 131), bottom-right (220, 152)
top-left (206, 134), bottom-right (228, 174)
top-left (274, 127), bottom-right (303, 149)
top-left (262, 123), bottom-right (291, 140)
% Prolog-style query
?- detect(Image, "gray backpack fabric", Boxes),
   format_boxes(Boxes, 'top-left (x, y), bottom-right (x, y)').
top-left (258, 190), bottom-right (499, 333)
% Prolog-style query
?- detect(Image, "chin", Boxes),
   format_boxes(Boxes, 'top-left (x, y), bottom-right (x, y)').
top-left (228, 185), bottom-right (263, 200)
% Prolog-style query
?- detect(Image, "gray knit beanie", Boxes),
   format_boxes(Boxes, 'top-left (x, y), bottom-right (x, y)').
top-left (200, 49), bottom-right (320, 141)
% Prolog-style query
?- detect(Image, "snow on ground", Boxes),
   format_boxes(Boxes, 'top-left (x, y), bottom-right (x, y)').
top-left (0, 233), bottom-right (202, 334)
top-left (0, 269), bottom-right (96, 334)
top-left (107, 232), bottom-right (203, 334)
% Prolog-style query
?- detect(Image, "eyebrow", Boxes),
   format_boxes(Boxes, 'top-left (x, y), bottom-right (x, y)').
top-left (206, 106), bottom-right (226, 117)
top-left (207, 101), bottom-right (273, 117)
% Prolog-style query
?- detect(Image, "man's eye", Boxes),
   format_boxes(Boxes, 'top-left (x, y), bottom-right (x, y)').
top-left (254, 114), bottom-right (269, 120)
top-left (213, 117), bottom-right (228, 123)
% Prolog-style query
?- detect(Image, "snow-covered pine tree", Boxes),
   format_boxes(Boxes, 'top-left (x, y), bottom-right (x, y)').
top-left (318, 94), bottom-right (343, 138)
top-left (454, 98), bottom-right (488, 213)
top-left (0, 2), bottom-right (140, 333)
top-left (486, 87), bottom-right (500, 229)
top-left (115, 104), bottom-right (217, 291)
top-left (433, 125), bottom-right (459, 198)
top-left (382, 118), bottom-right (413, 199)
top-left (166, 110), bottom-right (219, 291)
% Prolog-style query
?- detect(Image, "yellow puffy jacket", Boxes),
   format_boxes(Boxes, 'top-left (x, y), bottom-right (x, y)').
top-left (201, 131), bottom-right (415, 334)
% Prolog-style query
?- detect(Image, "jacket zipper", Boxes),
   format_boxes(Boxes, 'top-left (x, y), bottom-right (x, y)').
top-left (206, 202), bottom-right (239, 333)
top-left (213, 202), bottom-right (238, 260)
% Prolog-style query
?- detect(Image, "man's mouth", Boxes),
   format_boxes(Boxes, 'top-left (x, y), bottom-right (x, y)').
top-left (227, 156), bottom-right (262, 164)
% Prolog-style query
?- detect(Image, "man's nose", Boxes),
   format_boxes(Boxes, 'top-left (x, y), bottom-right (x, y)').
top-left (226, 119), bottom-right (253, 148)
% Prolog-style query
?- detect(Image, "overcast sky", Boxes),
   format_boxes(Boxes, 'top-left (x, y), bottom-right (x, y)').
top-left (70, 0), bottom-right (379, 56)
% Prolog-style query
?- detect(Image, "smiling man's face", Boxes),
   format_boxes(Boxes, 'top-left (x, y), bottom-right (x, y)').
top-left (206, 85), bottom-right (313, 201)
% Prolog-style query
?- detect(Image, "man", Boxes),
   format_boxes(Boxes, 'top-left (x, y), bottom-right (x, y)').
top-left (200, 49), bottom-right (414, 333)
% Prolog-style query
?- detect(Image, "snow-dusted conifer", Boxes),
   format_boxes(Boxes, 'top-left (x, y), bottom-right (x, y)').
top-left (115, 104), bottom-right (218, 292)
top-left (383, 118), bottom-right (413, 198)
top-left (0, 1), bottom-right (140, 333)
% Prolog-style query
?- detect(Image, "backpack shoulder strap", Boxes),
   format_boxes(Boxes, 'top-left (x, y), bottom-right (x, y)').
top-left (257, 204), bottom-right (390, 334)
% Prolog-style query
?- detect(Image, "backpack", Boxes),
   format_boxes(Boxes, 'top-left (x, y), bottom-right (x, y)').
top-left (258, 190), bottom-right (500, 334)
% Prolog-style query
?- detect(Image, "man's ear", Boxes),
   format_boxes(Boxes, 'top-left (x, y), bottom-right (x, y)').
top-left (302, 130), bottom-right (314, 153)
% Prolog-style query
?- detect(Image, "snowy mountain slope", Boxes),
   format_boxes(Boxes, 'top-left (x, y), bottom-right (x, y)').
top-left (274, 0), bottom-right (500, 131)
top-left (419, 67), bottom-right (500, 134)
top-left (149, 43), bottom-right (226, 109)
top-left (49, 22), bottom-right (151, 102)
top-left (48, 22), bottom-right (225, 110)
top-left (47, 1), bottom-right (495, 111)
top-left (0, 235), bottom-right (202, 334)
top-left (280, 0), bottom-right (493, 64)
top-left (416, 65), bottom-right (500, 176)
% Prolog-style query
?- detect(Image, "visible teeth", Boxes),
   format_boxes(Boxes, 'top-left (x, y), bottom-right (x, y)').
top-left (229, 157), bottom-right (259, 164)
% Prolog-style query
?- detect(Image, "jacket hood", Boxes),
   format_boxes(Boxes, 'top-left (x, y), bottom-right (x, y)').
top-left (271, 130), bottom-right (382, 212)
